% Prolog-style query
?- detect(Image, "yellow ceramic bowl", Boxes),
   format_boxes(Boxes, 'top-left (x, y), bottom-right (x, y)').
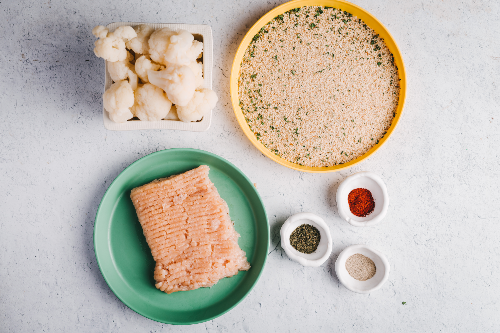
top-left (230, 0), bottom-right (406, 173)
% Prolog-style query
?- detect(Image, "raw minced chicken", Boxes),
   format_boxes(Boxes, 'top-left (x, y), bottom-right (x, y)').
top-left (130, 165), bottom-right (250, 294)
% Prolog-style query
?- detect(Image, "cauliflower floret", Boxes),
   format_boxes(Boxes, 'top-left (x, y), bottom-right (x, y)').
top-left (148, 28), bottom-right (176, 65)
top-left (148, 28), bottom-right (203, 66)
top-left (165, 30), bottom-right (203, 64)
top-left (130, 83), bottom-right (172, 121)
top-left (176, 88), bottom-right (218, 122)
top-left (92, 25), bottom-right (108, 39)
top-left (148, 65), bottom-right (196, 106)
top-left (164, 105), bottom-right (179, 120)
top-left (187, 61), bottom-right (204, 89)
top-left (135, 55), bottom-right (162, 83)
top-left (107, 51), bottom-right (137, 89)
top-left (128, 70), bottom-right (138, 90)
top-left (126, 24), bottom-right (155, 54)
top-left (103, 80), bottom-right (135, 123)
top-left (108, 26), bottom-right (137, 41)
top-left (94, 37), bottom-right (127, 62)
top-left (107, 51), bottom-right (134, 82)
top-left (93, 25), bottom-right (137, 62)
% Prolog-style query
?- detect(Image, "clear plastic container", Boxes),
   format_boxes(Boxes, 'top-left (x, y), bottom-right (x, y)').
top-left (102, 22), bottom-right (213, 131)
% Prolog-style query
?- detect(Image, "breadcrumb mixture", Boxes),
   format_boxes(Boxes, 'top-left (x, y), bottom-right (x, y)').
top-left (238, 6), bottom-right (400, 167)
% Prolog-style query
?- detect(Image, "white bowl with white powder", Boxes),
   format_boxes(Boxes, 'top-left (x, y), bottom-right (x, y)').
top-left (336, 171), bottom-right (389, 226)
top-left (335, 244), bottom-right (390, 293)
top-left (280, 212), bottom-right (332, 267)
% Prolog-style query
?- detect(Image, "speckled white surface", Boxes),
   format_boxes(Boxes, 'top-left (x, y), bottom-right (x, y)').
top-left (1, 0), bottom-right (499, 332)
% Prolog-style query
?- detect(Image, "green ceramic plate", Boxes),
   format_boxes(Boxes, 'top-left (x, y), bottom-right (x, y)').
top-left (94, 149), bottom-right (269, 325)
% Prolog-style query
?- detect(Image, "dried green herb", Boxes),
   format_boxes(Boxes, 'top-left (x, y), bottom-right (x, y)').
top-left (289, 224), bottom-right (321, 254)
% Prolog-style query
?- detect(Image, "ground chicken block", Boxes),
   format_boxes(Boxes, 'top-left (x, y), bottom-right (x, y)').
top-left (130, 165), bottom-right (250, 294)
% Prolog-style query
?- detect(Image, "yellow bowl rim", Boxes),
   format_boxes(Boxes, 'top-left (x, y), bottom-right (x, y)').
top-left (230, 0), bottom-right (407, 173)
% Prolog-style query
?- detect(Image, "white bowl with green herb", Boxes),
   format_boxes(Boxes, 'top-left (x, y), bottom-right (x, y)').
top-left (280, 212), bottom-right (332, 267)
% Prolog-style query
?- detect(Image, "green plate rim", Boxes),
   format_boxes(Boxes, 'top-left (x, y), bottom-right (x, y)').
top-left (93, 148), bottom-right (269, 325)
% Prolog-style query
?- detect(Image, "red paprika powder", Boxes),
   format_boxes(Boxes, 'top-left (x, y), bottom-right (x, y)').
top-left (348, 188), bottom-right (375, 217)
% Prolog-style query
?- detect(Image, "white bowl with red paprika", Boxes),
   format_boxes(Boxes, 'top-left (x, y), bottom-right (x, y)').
top-left (336, 172), bottom-right (389, 227)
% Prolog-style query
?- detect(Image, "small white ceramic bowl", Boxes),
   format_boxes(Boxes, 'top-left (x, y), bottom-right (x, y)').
top-left (280, 213), bottom-right (332, 267)
top-left (335, 244), bottom-right (390, 293)
top-left (336, 171), bottom-right (389, 227)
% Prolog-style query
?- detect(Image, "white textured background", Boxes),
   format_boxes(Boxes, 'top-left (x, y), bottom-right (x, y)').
top-left (1, 0), bottom-right (499, 332)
